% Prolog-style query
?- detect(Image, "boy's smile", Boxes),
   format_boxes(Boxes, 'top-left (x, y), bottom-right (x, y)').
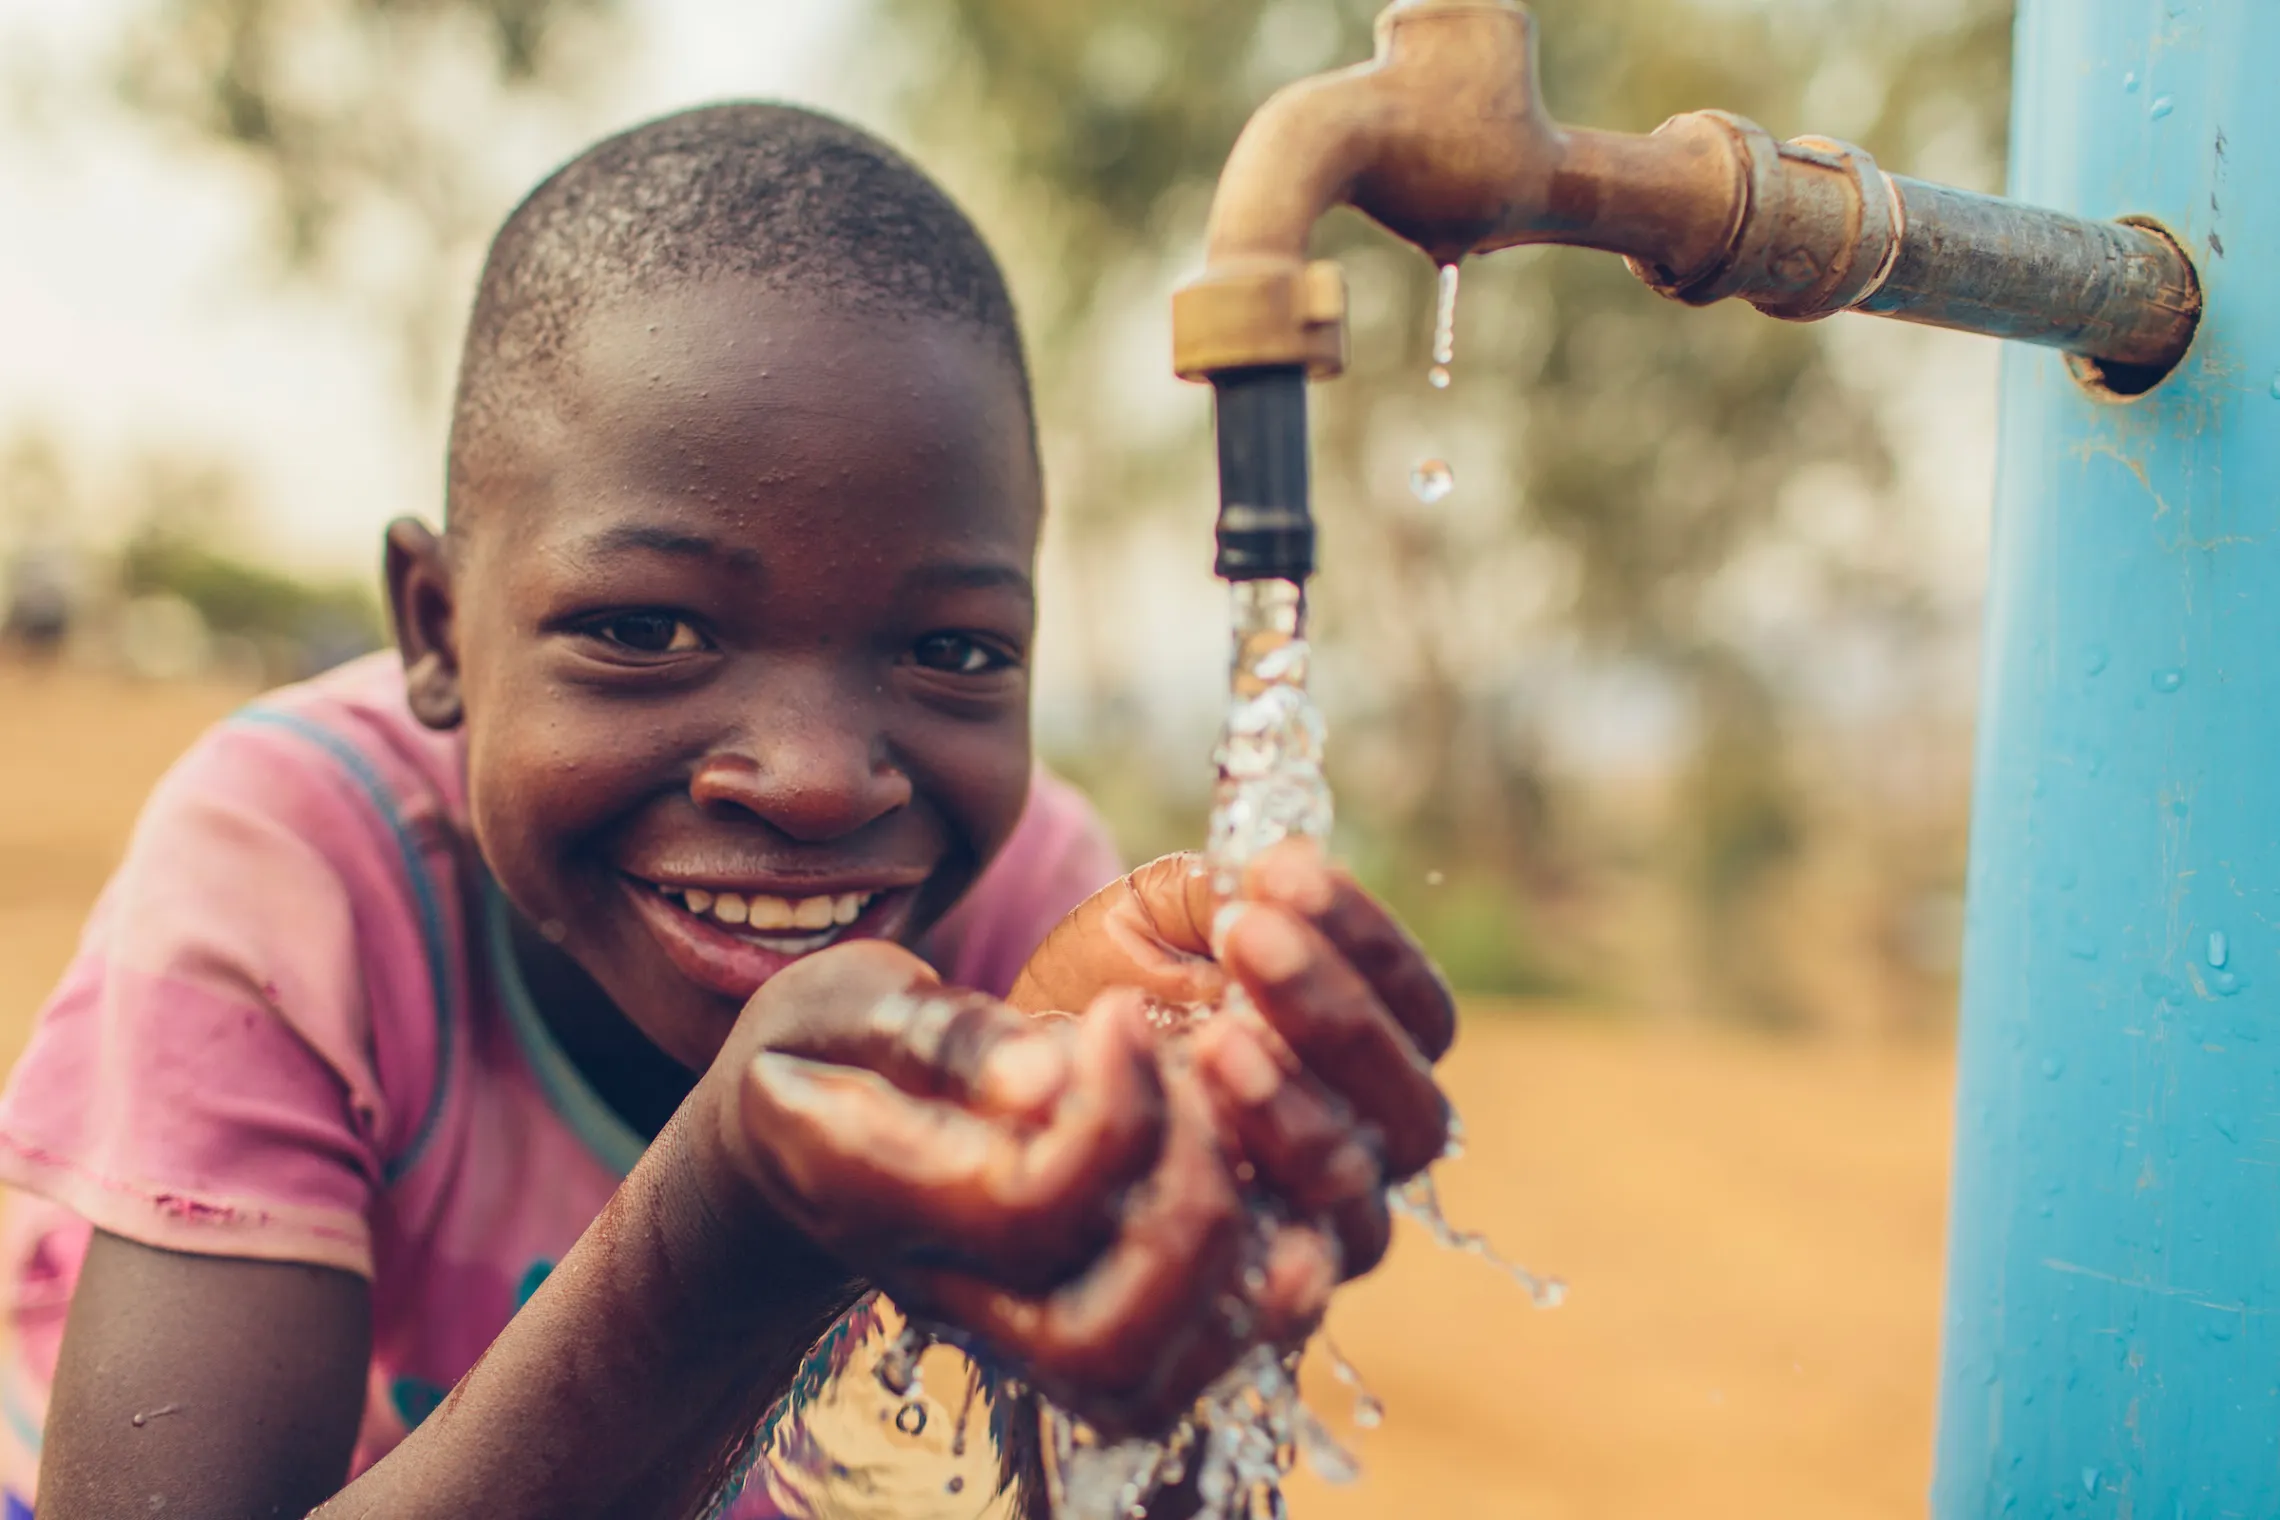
top-left (391, 279), bottom-right (1042, 1093)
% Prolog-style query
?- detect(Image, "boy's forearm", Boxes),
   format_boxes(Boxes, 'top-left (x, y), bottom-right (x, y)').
top-left (317, 1091), bottom-right (862, 1520)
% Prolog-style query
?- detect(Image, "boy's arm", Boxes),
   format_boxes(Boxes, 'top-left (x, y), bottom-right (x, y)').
top-left (34, 941), bottom-right (1240, 1520)
top-left (40, 1237), bottom-right (373, 1518)
top-left (38, 1092), bottom-right (858, 1520)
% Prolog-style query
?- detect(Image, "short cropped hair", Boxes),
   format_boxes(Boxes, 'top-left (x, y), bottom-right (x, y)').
top-left (446, 103), bottom-right (1032, 516)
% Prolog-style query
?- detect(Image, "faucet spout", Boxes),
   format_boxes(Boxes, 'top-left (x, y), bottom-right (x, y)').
top-left (1174, 0), bottom-right (2201, 384)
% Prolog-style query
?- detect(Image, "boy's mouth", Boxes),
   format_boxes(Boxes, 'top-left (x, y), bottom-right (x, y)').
top-left (619, 872), bottom-right (921, 1003)
top-left (657, 882), bottom-right (878, 952)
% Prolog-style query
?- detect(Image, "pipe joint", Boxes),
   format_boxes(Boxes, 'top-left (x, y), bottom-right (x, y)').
top-left (1636, 114), bottom-right (1903, 323)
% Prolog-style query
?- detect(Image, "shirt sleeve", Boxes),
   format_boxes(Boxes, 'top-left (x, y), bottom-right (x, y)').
top-left (931, 769), bottom-right (1125, 998)
top-left (0, 721), bottom-right (402, 1278)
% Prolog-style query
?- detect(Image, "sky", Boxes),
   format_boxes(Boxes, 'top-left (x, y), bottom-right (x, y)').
top-left (0, 0), bottom-right (873, 573)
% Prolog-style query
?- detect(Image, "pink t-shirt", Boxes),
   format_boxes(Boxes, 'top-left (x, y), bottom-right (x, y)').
top-left (0, 652), bottom-right (1120, 1515)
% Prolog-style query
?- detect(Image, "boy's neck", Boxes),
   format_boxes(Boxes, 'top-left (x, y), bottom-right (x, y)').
top-left (506, 911), bottom-right (695, 1142)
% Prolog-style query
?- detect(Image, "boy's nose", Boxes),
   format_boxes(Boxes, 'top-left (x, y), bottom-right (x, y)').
top-left (688, 721), bottom-right (914, 843)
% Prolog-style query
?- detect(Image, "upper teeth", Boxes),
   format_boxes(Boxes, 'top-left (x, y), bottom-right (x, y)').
top-left (665, 886), bottom-right (872, 933)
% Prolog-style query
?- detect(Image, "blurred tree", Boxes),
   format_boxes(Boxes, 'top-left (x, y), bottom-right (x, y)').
top-left (882, 0), bottom-right (2011, 1010)
top-left (115, 0), bottom-right (621, 394)
top-left (116, 455), bottom-right (384, 676)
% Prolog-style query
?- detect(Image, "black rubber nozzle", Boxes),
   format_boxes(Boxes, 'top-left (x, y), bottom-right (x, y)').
top-left (1211, 366), bottom-right (1312, 582)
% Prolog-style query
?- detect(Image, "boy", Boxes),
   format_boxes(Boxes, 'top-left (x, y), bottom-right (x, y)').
top-left (0, 105), bottom-right (1453, 1518)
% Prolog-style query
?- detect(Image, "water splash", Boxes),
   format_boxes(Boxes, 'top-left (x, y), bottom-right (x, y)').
top-left (1321, 1339), bottom-right (1384, 1431)
top-left (1427, 262), bottom-right (1460, 389)
top-left (1409, 458), bottom-right (1454, 505)
top-left (1391, 1171), bottom-right (1567, 1309)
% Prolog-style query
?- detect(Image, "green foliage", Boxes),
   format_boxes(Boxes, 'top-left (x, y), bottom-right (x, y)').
top-left (120, 530), bottom-right (380, 654)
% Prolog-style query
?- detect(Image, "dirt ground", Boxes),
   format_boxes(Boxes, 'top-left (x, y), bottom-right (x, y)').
top-left (0, 665), bottom-right (1957, 1517)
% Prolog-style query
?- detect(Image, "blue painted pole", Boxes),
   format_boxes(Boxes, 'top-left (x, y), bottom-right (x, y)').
top-left (1935, 2), bottom-right (2278, 1513)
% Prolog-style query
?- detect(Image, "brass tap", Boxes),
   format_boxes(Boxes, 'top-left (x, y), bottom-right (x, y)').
top-left (1174, 0), bottom-right (2200, 386)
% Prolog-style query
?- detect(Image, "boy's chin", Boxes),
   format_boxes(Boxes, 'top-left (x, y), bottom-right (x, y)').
top-left (620, 877), bottom-right (921, 1004)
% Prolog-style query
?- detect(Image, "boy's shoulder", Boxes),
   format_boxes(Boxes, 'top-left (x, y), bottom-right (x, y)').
top-left (136, 651), bottom-right (469, 872)
top-left (928, 769), bottom-right (1124, 996)
top-left (215, 651), bottom-right (468, 829)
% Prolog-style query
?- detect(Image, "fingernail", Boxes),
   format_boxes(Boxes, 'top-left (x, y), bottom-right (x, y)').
top-left (1235, 908), bottom-right (1311, 982)
top-left (1321, 1139), bottom-right (1381, 1200)
top-left (1211, 1024), bottom-right (1283, 1105)
top-left (983, 1034), bottom-right (1072, 1115)
top-left (1210, 901), bottom-right (1247, 961)
top-left (749, 1052), bottom-right (825, 1108)
top-left (1257, 840), bottom-right (1335, 915)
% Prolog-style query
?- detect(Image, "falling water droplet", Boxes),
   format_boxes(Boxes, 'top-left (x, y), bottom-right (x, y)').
top-left (1428, 261), bottom-right (1460, 388)
top-left (2150, 95), bottom-right (2175, 120)
top-left (2269, 373), bottom-right (2280, 400)
top-left (1410, 458), bottom-right (1455, 505)
top-left (2209, 930), bottom-right (2230, 968)
top-left (2123, 71), bottom-right (2140, 93)
top-left (1322, 1340), bottom-right (1385, 1431)
top-left (2153, 668), bottom-right (2184, 693)
top-left (1389, 1171), bottom-right (1566, 1306)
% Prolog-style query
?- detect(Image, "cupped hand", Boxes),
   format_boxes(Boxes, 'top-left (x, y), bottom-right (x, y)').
top-left (1012, 839), bottom-right (1459, 1278)
top-left (708, 941), bottom-right (1339, 1434)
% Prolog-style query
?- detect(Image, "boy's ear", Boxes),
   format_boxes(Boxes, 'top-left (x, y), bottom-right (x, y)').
top-left (384, 518), bottom-right (464, 731)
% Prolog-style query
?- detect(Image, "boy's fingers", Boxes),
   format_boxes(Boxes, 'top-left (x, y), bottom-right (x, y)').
top-left (1119, 852), bottom-right (1224, 958)
top-left (1242, 840), bottom-right (1458, 1063)
top-left (737, 995), bottom-right (1166, 1291)
top-left (760, 961), bottom-right (1069, 1117)
top-left (1190, 1019), bottom-right (1396, 1279)
top-left (1004, 992), bottom-right (1167, 1215)
top-left (1219, 903), bottom-right (1450, 1181)
top-left (1243, 1222), bottom-right (1343, 1344)
top-left (913, 1077), bottom-right (1250, 1433)
top-left (738, 1058), bottom-right (1091, 1286)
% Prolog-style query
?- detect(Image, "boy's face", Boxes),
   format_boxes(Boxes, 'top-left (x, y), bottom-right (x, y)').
top-left (398, 283), bottom-right (1041, 1072)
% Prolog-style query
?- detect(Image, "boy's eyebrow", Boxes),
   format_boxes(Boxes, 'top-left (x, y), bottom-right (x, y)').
top-left (899, 562), bottom-right (1035, 602)
top-left (574, 523), bottom-right (762, 570)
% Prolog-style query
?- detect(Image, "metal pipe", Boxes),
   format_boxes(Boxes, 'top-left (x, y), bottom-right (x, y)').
top-left (1860, 180), bottom-right (2199, 371)
top-left (1172, 0), bottom-right (2203, 384)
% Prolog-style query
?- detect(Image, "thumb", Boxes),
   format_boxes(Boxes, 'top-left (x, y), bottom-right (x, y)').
top-left (1010, 855), bottom-right (1228, 1016)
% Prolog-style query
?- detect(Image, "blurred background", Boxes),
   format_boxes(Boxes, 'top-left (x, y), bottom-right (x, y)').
top-left (0, 0), bottom-right (2009, 1513)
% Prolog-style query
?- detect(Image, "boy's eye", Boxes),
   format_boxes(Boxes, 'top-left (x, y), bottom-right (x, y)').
top-left (584, 613), bottom-right (708, 655)
top-left (911, 633), bottom-right (1013, 675)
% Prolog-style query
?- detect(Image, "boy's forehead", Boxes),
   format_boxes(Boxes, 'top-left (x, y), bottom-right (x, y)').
top-left (563, 280), bottom-right (1018, 428)
top-left (468, 279), bottom-right (1040, 550)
